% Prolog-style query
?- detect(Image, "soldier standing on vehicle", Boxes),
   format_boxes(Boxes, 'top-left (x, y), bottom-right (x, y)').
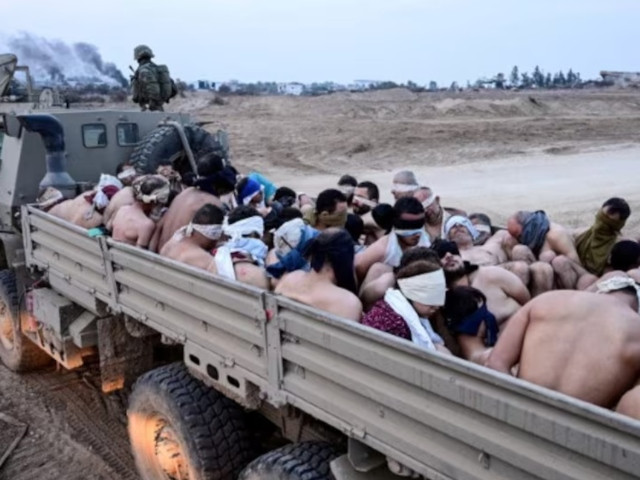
top-left (130, 45), bottom-right (177, 112)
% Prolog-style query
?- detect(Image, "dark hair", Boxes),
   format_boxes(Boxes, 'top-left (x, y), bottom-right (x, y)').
top-left (610, 240), bottom-right (640, 271)
top-left (228, 205), bottom-right (260, 225)
top-left (345, 213), bottom-right (364, 242)
top-left (193, 203), bottom-right (225, 225)
top-left (393, 197), bottom-right (425, 229)
top-left (274, 186), bottom-right (297, 203)
top-left (372, 203), bottom-right (394, 233)
top-left (603, 197), bottom-right (631, 221)
top-left (138, 175), bottom-right (168, 195)
top-left (338, 175), bottom-right (357, 187)
top-left (444, 286), bottom-right (487, 330)
top-left (316, 189), bottom-right (347, 214)
top-left (235, 177), bottom-right (251, 199)
top-left (196, 152), bottom-right (225, 177)
top-left (399, 246), bottom-right (441, 269)
top-left (280, 206), bottom-right (303, 222)
top-left (396, 259), bottom-right (441, 280)
top-left (431, 239), bottom-right (460, 258)
top-left (357, 181), bottom-right (379, 202)
top-left (307, 229), bottom-right (357, 294)
top-left (469, 212), bottom-right (491, 226)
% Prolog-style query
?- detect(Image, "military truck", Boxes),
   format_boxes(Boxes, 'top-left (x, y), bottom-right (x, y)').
top-left (0, 109), bottom-right (639, 480)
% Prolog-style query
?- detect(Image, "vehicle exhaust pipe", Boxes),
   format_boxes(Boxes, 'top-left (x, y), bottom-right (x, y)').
top-left (17, 114), bottom-right (76, 198)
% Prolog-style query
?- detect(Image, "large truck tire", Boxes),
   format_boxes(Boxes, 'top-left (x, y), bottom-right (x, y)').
top-left (128, 362), bottom-right (255, 480)
top-left (129, 124), bottom-right (226, 176)
top-left (239, 442), bottom-right (340, 480)
top-left (0, 269), bottom-right (51, 372)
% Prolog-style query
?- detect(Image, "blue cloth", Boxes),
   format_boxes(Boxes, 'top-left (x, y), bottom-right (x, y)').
top-left (238, 177), bottom-right (262, 205)
top-left (519, 211), bottom-right (550, 257)
top-left (453, 303), bottom-right (499, 347)
top-left (249, 172), bottom-right (277, 201)
top-left (266, 225), bottom-right (319, 278)
top-left (226, 238), bottom-right (268, 266)
top-left (194, 167), bottom-right (237, 196)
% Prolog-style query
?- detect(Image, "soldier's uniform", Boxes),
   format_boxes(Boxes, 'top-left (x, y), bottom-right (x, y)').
top-left (132, 45), bottom-right (163, 112)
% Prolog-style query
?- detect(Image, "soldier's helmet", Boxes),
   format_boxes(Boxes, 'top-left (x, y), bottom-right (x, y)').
top-left (133, 45), bottom-right (154, 61)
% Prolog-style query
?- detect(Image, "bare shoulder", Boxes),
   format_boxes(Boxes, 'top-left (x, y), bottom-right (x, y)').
top-left (274, 270), bottom-right (306, 293)
top-left (332, 288), bottom-right (363, 321)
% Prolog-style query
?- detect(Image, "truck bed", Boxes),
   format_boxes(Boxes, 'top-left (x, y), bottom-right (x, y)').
top-left (21, 205), bottom-right (640, 480)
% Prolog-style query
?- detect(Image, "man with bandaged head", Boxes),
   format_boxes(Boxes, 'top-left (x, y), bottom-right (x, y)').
top-left (361, 256), bottom-right (451, 355)
top-left (213, 205), bottom-right (270, 289)
top-left (151, 152), bottom-right (231, 252)
top-left (160, 204), bottom-right (225, 273)
top-left (355, 197), bottom-right (431, 287)
top-left (112, 175), bottom-right (170, 248)
top-left (45, 174), bottom-right (123, 230)
top-left (102, 163), bottom-right (143, 231)
top-left (391, 170), bottom-right (420, 200)
top-left (275, 228), bottom-right (362, 322)
top-left (302, 189), bottom-right (349, 231)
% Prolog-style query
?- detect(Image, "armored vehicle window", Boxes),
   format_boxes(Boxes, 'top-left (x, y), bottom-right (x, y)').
top-left (82, 124), bottom-right (107, 148)
top-left (117, 123), bottom-right (139, 146)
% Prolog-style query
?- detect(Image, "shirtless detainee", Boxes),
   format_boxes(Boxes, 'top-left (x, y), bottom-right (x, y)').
top-left (150, 153), bottom-right (231, 252)
top-left (391, 170), bottom-right (420, 201)
top-left (355, 197), bottom-right (431, 287)
top-left (486, 282), bottom-right (640, 419)
top-left (445, 216), bottom-right (552, 296)
top-left (48, 174), bottom-right (122, 229)
top-left (413, 186), bottom-right (451, 241)
top-left (434, 240), bottom-right (530, 363)
top-left (159, 204), bottom-right (225, 274)
top-left (213, 206), bottom-right (270, 289)
top-left (111, 175), bottom-right (170, 248)
top-left (101, 163), bottom-right (141, 230)
top-left (275, 228), bottom-right (362, 322)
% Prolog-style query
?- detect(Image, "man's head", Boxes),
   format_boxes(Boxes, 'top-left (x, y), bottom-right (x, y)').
top-left (469, 212), bottom-right (492, 245)
top-left (602, 197), bottom-right (631, 222)
top-left (345, 213), bottom-right (364, 243)
top-left (507, 211), bottom-right (531, 239)
top-left (237, 177), bottom-right (264, 207)
top-left (306, 228), bottom-right (357, 294)
top-left (391, 170), bottom-right (419, 200)
top-left (431, 239), bottom-right (467, 282)
top-left (116, 162), bottom-right (137, 186)
top-left (413, 186), bottom-right (441, 223)
top-left (396, 259), bottom-right (446, 318)
top-left (392, 197), bottom-right (426, 247)
top-left (195, 152), bottom-right (236, 196)
top-left (133, 44), bottom-right (154, 62)
top-left (352, 181), bottom-right (379, 215)
top-left (315, 189), bottom-right (348, 229)
top-left (273, 186), bottom-right (298, 208)
top-left (610, 240), bottom-right (640, 271)
top-left (181, 203), bottom-right (225, 248)
top-left (444, 215), bottom-right (479, 247)
top-left (132, 175), bottom-right (171, 214)
top-left (398, 246), bottom-right (441, 270)
top-left (372, 203), bottom-right (394, 234)
top-left (444, 286), bottom-right (489, 336)
top-left (228, 205), bottom-right (261, 231)
top-left (337, 175), bottom-right (358, 205)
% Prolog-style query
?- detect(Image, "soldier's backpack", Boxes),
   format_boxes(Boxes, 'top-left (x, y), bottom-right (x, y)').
top-left (155, 64), bottom-right (178, 102)
top-left (133, 63), bottom-right (161, 103)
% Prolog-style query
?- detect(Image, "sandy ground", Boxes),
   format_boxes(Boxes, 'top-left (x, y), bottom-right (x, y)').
top-left (1, 88), bottom-right (640, 479)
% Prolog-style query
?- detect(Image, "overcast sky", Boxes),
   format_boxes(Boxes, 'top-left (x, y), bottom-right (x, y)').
top-left (2, 0), bottom-right (639, 85)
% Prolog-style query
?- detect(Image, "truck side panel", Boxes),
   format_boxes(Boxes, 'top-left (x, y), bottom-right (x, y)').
top-left (21, 205), bottom-right (640, 480)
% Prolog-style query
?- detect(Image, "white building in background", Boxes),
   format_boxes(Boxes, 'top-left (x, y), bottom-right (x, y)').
top-left (277, 82), bottom-right (305, 95)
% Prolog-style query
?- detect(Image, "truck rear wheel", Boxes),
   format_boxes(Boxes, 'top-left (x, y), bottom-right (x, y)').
top-left (128, 362), bottom-right (255, 480)
top-left (0, 270), bottom-right (51, 372)
top-left (129, 124), bottom-right (226, 177)
top-left (239, 442), bottom-right (340, 480)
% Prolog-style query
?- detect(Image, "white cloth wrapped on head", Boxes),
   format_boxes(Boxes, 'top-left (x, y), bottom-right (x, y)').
top-left (223, 215), bottom-right (264, 241)
top-left (93, 174), bottom-right (123, 210)
top-left (391, 182), bottom-right (419, 193)
top-left (397, 269), bottom-right (446, 306)
top-left (383, 228), bottom-right (431, 267)
top-left (117, 166), bottom-right (137, 182)
top-left (132, 175), bottom-right (171, 205)
top-left (596, 276), bottom-right (640, 312)
top-left (339, 185), bottom-right (355, 197)
top-left (37, 187), bottom-right (64, 210)
top-left (444, 215), bottom-right (479, 241)
top-left (273, 218), bottom-right (311, 257)
top-left (384, 289), bottom-right (442, 351)
top-left (172, 223), bottom-right (223, 242)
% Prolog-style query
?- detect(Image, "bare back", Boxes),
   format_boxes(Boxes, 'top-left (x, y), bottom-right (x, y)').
top-left (160, 238), bottom-right (218, 274)
top-left (276, 271), bottom-right (362, 321)
top-left (492, 290), bottom-right (640, 407)
top-left (112, 204), bottom-right (155, 248)
top-left (153, 188), bottom-right (223, 252)
top-left (469, 266), bottom-right (529, 325)
top-left (103, 187), bottom-right (135, 231)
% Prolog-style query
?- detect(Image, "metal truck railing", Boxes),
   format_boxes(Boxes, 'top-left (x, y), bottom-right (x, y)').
top-left (21, 205), bottom-right (640, 480)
